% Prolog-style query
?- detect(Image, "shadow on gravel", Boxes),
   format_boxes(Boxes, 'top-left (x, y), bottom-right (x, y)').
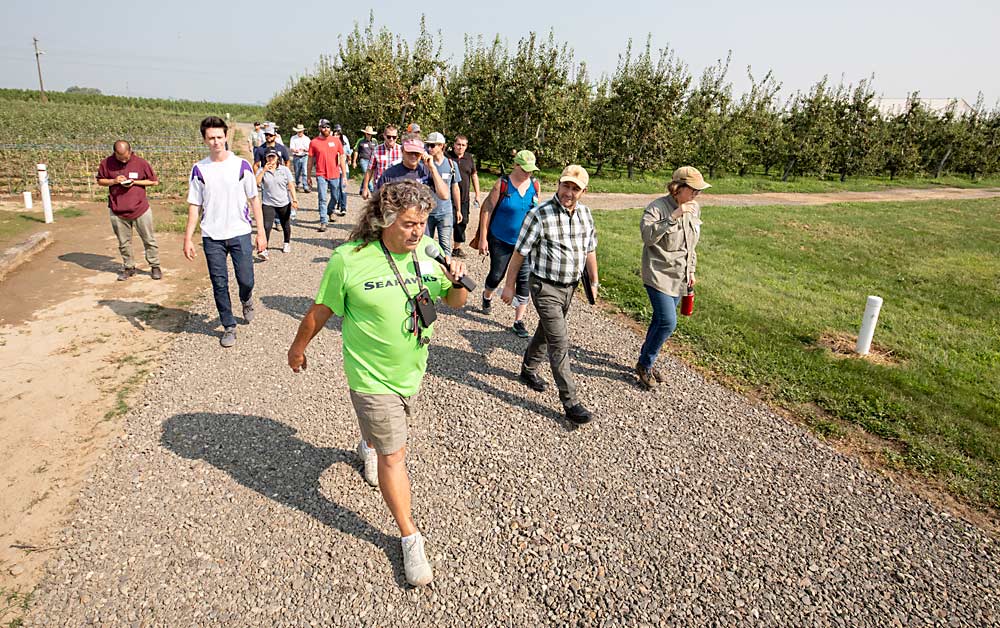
top-left (295, 237), bottom-right (341, 250)
top-left (59, 252), bottom-right (119, 273)
top-left (427, 342), bottom-right (577, 431)
top-left (97, 299), bottom-right (218, 336)
top-left (448, 310), bottom-right (635, 386)
top-left (260, 295), bottom-right (341, 330)
top-left (161, 413), bottom-right (405, 586)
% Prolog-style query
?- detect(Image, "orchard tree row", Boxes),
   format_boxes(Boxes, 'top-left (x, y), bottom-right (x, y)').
top-left (266, 16), bottom-right (1000, 180)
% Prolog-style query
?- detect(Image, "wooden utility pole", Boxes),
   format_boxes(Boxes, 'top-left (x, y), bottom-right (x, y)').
top-left (33, 37), bottom-right (47, 103)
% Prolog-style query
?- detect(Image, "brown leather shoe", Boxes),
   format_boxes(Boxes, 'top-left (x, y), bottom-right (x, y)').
top-left (117, 267), bottom-right (136, 281)
top-left (150, 266), bottom-right (163, 280)
top-left (635, 363), bottom-right (657, 389)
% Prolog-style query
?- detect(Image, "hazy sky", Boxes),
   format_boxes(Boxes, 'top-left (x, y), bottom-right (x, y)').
top-left (2, 0), bottom-right (997, 107)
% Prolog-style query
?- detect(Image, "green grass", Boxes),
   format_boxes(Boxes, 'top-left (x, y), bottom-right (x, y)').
top-left (0, 207), bottom-right (84, 243)
top-left (474, 161), bottom-right (1000, 195)
top-left (0, 587), bottom-right (32, 627)
top-left (595, 198), bottom-right (1000, 511)
top-left (156, 202), bottom-right (192, 233)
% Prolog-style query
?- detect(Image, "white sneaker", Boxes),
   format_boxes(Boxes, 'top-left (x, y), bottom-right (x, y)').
top-left (283, 242), bottom-right (291, 254)
top-left (357, 439), bottom-right (378, 487)
top-left (259, 249), bottom-right (269, 260)
top-left (401, 533), bottom-right (433, 587)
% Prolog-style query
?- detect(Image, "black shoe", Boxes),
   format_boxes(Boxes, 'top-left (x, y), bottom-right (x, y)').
top-left (511, 320), bottom-right (530, 338)
top-left (482, 295), bottom-right (492, 315)
top-left (452, 247), bottom-right (466, 258)
top-left (518, 367), bottom-right (547, 392)
top-left (564, 403), bottom-right (592, 425)
top-left (150, 266), bottom-right (163, 280)
top-left (117, 267), bottom-right (136, 281)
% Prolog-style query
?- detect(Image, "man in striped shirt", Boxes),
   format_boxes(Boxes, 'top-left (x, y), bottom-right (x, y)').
top-left (501, 165), bottom-right (599, 425)
top-left (360, 124), bottom-right (402, 200)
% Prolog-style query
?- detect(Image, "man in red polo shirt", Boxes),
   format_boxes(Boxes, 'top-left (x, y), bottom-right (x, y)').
top-left (306, 119), bottom-right (346, 232)
top-left (96, 140), bottom-right (161, 280)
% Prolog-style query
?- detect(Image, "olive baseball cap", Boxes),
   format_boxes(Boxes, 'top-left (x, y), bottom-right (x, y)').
top-left (672, 166), bottom-right (711, 190)
top-left (513, 150), bottom-right (539, 172)
top-left (559, 164), bottom-right (589, 189)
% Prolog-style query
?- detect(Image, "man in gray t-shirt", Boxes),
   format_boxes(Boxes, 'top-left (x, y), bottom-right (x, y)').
top-left (424, 132), bottom-right (461, 259)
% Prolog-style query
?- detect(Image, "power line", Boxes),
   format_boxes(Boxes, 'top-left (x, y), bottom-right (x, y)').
top-left (32, 37), bottom-right (46, 103)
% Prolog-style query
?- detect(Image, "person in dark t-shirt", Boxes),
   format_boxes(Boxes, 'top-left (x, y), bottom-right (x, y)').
top-left (373, 135), bottom-right (449, 200)
top-left (95, 140), bottom-right (161, 281)
top-left (446, 134), bottom-right (481, 257)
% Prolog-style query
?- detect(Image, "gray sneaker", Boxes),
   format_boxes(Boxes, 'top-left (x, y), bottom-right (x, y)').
top-left (220, 326), bottom-right (237, 348)
top-left (242, 299), bottom-right (255, 323)
top-left (401, 533), bottom-right (433, 587)
top-left (357, 439), bottom-right (378, 487)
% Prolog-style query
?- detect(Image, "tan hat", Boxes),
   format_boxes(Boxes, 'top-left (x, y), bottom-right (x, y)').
top-left (292, 124), bottom-right (305, 132)
top-left (672, 166), bottom-right (711, 190)
top-left (360, 125), bottom-right (377, 135)
top-left (559, 164), bottom-right (589, 189)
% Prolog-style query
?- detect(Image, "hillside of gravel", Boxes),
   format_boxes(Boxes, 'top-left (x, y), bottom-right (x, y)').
top-left (26, 207), bottom-right (999, 627)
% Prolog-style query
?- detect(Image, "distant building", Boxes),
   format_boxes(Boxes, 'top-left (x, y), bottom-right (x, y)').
top-left (874, 97), bottom-right (975, 118)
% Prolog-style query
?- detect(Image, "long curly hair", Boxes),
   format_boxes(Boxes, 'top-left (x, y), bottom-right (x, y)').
top-left (348, 180), bottom-right (435, 250)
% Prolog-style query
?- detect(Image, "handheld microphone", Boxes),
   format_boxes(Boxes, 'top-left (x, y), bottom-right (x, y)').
top-left (424, 244), bottom-right (476, 291)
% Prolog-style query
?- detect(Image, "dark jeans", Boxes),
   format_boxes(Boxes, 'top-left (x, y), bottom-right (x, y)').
top-left (262, 203), bottom-right (292, 244)
top-left (454, 196), bottom-right (471, 243)
top-left (203, 233), bottom-right (255, 328)
top-left (638, 285), bottom-right (681, 369)
top-left (484, 233), bottom-right (530, 302)
top-left (523, 275), bottom-right (579, 408)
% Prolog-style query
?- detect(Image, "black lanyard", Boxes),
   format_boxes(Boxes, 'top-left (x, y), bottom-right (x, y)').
top-left (379, 241), bottom-right (425, 340)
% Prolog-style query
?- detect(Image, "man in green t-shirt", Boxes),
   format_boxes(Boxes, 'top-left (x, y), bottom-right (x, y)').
top-left (287, 180), bottom-right (469, 587)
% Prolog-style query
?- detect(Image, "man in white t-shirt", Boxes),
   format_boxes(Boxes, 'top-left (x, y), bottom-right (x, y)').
top-left (183, 116), bottom-right (268, 348)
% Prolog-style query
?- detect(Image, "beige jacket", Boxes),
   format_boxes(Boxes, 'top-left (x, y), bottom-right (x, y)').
top-left (639, 195), bottom-right (701, 297)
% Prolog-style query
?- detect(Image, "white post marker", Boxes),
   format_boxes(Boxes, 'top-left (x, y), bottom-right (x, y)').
top-left (856, 295), bottom-right (884, 355)
top-left (36, 164), bottom-right (53, 224)
top-left (23, 191), bottom-right (32, 209)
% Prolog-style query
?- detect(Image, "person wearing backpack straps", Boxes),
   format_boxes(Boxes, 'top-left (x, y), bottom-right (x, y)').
top-left (475, 150), bottom-right (541, 338)
top-left (423, 132), bottom-right (462, 259)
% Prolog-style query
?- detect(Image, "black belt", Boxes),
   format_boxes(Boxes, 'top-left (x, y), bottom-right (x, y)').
top-left (532, 274), bottom-right (578, 289)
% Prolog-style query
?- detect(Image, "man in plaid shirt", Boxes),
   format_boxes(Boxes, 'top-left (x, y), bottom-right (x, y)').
top-left (360, 124), bottom-right (402, 200)
top-left (501, 164), bottom-right (599, 425)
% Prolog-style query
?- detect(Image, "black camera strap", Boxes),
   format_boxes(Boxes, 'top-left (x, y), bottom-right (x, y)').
top-left (379, 240), bottom-right (426, 341)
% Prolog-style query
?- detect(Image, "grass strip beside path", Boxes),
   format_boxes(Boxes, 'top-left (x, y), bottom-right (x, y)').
top-left (594, 198), bottom-right (1000, 511)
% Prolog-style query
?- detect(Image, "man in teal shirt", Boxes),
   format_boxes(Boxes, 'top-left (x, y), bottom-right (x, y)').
top-left (287, 180), bottom-right (468, 587)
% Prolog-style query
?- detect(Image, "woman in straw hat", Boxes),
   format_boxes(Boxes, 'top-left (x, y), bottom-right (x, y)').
top-left (635, 166), bottom-right (710, 389)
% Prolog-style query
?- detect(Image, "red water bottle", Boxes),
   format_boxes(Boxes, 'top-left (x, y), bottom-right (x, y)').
top-left (680, 285), bottom-right (695, 316)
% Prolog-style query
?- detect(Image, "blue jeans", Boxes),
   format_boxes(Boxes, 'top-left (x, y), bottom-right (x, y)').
top-left (425, 211), bottom-right (454, 258)
top-left (316, 176), bottom-right (343, 224)
top-left (359, 158), bottom-right (373, 194)
top-left (292, 156), bottom-right (309, 190)
top-left (203, 234), bottom-right (255, 329)
top-left (638, 285), bottom-right (681, 369)
top-left (337, 176), bottom-right (348, 211)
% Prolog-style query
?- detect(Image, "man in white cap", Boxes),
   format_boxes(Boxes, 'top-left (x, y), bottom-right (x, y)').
top-left (253, 123), bottom-right (289, 172)
top-left (289, 124), bottom-right (311, 194)
top-left (424, 132), bottom-right (461, 259)
top-left (501, 164), bottom-right (598, 425)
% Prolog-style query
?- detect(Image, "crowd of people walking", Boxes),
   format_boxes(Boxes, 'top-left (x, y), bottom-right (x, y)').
top-left (96, 113), bottom-right (707, 588)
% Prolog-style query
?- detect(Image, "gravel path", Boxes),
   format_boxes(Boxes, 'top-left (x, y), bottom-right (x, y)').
top-left (26, 187), bottom-right (999, 626)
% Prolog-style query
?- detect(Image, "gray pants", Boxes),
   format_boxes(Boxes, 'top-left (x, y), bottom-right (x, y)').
top-left (522, 275), bottom-right (579, 408)
top-left (110, 209), bottom-right (159, 269)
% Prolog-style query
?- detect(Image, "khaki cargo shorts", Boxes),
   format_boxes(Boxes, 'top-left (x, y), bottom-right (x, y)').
top-left (349, 390), bottom-right (418, 455)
